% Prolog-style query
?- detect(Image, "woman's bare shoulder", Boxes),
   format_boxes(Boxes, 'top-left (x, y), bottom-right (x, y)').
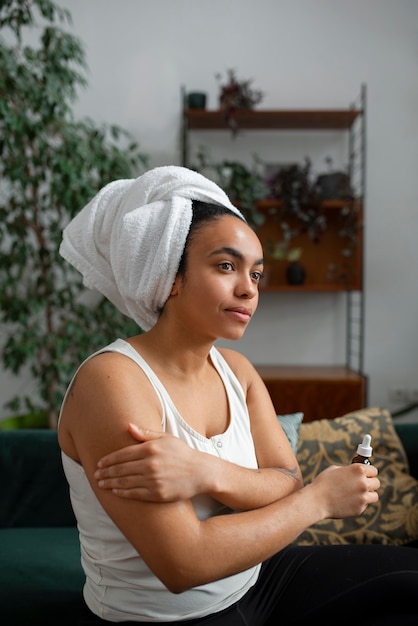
top-left (215, 347), bottom-right (258, 383)
top-left (59, 348), bottom-right (163, 457)
top-left (63, 349), bottom-right (143, 400)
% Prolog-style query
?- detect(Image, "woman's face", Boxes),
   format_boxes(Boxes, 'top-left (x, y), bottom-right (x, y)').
top-left (171, 215), bottom-right (264, 342)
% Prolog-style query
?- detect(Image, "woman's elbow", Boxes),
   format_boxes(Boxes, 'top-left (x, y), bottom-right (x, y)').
top-left (294, 472), bottom-right (304, 492)
top-left (159, 568), bottom-right (204, 594)
top-left (165, 580), bottom-right (191, 594)
top-left (150, 553), bottom-right (209, 593)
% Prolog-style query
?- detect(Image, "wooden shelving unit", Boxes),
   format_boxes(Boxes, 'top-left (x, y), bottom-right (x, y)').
top-left (181, 86), bottom-right (367, 417)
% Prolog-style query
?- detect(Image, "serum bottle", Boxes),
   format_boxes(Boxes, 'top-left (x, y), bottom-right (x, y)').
top-left (351, 434), bottom-right (372, 465)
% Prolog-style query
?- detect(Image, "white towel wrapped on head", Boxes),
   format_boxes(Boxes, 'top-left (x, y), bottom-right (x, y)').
top-left (59, 165), bottom-right (244, 331)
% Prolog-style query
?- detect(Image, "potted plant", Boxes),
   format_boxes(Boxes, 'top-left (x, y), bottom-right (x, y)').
top-left (194, 147), bottom-right (267, 229)
top-left (267, 158), bottom-right (326, 243)
top-left (216, 69), bottom-right (264, 135)
top-left (0, 0), bottom-right (148, 428)
top-left (316, 156), bottom-right (353, 200)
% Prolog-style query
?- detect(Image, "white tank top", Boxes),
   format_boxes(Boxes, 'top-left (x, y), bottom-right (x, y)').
top-left (60, 339), bottom-right (260, 622)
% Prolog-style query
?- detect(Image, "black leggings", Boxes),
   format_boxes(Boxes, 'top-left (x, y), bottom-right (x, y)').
top-left (80, 544), bottom-right (418, 625)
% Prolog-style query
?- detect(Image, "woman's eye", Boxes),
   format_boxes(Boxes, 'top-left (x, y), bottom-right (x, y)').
top-left (252, 271), bottom-right (262, 282)
top-left (219, 262), bottom-right (233, 271)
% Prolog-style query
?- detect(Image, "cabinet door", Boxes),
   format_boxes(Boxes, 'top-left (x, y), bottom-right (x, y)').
top-left (257, 365), bottom-right (367, 422)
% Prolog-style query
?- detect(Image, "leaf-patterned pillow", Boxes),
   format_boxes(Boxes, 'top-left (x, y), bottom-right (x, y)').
top-left (294, 407), bottom-right (418, 546)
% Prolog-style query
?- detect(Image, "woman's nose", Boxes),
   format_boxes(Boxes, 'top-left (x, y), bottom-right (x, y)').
top-left (236, 274), bottom-right (258, 298)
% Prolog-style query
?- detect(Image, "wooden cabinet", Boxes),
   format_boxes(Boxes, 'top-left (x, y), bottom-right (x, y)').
top-left (181, 86), bottom-right (367, 417)
top-left (255, 365), bottom-right (367, 422)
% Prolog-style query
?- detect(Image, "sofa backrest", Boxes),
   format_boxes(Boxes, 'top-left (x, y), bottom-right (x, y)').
top-left (0, 429), bottom-right (76, 528)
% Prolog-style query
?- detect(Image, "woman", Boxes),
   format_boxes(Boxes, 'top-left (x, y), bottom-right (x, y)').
top-left (58, 166), bottom-right (418, 625)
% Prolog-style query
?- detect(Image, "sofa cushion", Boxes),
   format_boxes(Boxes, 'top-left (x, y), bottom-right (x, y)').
top-left (278, 412), bottom-right (304, 453)
top-left (294, 407), bottom-right (418, 546)
top-left (0, 527), bottom-right (84, 624)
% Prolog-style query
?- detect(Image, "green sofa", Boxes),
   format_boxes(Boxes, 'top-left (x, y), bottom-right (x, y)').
top-left (1, 413), bottom-right (418, 624)
top-left (0, 429), bottom-right (84, 625)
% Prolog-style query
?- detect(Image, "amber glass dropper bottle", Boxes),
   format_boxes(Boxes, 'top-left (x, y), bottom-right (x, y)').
top-left (351, 434), bottom-right (372, 465)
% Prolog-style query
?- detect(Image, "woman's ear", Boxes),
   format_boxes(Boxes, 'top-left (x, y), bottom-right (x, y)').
top-left (170, 277), bottom-right (179, 296)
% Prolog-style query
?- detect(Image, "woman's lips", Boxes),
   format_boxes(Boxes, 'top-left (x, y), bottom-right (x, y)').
top-left (226, 307), bottom-right (252, 323)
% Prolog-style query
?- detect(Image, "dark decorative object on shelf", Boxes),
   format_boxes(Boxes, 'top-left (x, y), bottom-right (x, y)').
top-left (286, 261), bottom-right (306, 286)
top-left (316, 157), bottom-right (353, 200)
top-left (316, 172), bottom-right (350, 200)
top-left (216, 69), bottom-right (264, 135)
top-left (187, 92), bottom-right (207, 109)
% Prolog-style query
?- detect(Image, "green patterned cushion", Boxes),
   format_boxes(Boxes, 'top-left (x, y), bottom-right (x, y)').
top-left (294, 407), bottom-right (418, 546)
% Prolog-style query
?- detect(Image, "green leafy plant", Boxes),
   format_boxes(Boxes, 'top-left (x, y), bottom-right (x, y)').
top-left (267, 158), bottom-right (326, 242)
top-left (0, 0), bottom-right (148, 428)
top-left (194, 147), bottom-right (267, 229)
top-left (265, 222), bottom-right (302, 262)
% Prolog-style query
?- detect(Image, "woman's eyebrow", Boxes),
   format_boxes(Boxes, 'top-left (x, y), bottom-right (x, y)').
top-left (210, 247), bottom-right (263, 265)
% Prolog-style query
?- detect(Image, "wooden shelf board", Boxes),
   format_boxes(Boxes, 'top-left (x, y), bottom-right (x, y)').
top-left (257, 198), bottom-right (354, 212)
top-left (259, 284), bottom-right (360, 293)
top-left (184, 109), bottom-right (362, 131)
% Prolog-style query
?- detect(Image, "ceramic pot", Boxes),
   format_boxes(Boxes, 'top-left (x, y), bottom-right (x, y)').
top-left (187, 92), bottom-right (207, 109)
top-left (316, 172), bottom-right (351, 200)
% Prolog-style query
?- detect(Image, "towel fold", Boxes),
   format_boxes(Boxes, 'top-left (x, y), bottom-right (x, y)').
top-left (59, 165), bottom-right (243, 330)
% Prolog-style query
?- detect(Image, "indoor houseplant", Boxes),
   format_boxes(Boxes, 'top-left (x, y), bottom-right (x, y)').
top-left (194, 147), bottom-right (267, 229)
top-left (0, 0), bottom-right (148, 428)
top-left (267, 158), bottom-right (326, 242)
top-left (216, 69), bottom-right (264, 135)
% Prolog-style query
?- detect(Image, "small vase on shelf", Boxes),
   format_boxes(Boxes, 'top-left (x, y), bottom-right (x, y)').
top-left (187, 92), bottom-right (207, 109)
top-left (286, 261), bottom-right (306, 286)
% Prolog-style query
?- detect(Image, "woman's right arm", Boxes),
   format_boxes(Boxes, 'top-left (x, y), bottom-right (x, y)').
top-left (59, 353), bottom-right (380, 594)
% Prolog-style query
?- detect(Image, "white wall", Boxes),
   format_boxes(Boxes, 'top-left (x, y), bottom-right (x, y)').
top-left (1, 0), bottom-right (417, 420)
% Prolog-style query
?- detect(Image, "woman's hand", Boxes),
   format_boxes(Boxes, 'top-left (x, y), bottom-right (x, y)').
top-left (310, 462), bottom-right (380, 519)
top-left (94, 423), bottom-right (206, 502)
top-left (94, 420), bottom-right (302, 512)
